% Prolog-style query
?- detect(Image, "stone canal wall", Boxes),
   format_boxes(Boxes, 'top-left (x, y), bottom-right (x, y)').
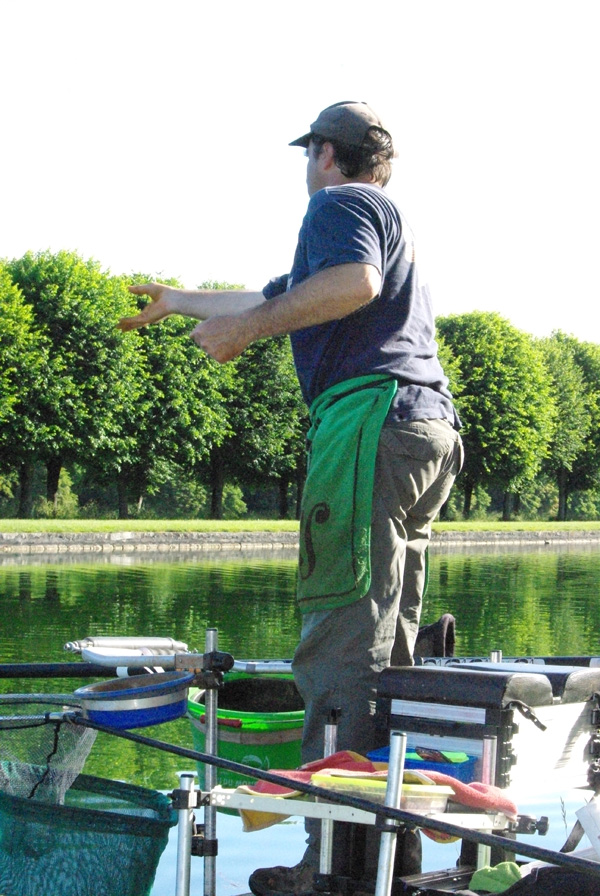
top-left (0, 530), bottom-right (300, 556)
top-left (1, 527), bottom-right (599, 557)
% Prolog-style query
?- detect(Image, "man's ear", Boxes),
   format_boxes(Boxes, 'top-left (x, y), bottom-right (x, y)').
top-left (320, 141), bottom-right (337, 170)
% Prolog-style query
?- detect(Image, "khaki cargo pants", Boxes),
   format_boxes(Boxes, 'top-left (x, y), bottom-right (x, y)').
top-left (292, 418), bottom-right (463, 866)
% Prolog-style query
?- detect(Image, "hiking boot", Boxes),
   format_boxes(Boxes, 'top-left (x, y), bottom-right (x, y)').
top-left (248, 859), bottom-right (316, 896)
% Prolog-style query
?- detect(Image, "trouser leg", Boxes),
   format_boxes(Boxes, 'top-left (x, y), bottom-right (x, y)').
top-left (293, 589), bottom-right (399, 866)
top-left (292, 419), bottom-right (463, 865)
top-left (378, 420), bottom-right (464, 665)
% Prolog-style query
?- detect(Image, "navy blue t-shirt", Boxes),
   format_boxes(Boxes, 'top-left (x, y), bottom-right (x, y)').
top-left (264, 183), bottom-right (457, 425)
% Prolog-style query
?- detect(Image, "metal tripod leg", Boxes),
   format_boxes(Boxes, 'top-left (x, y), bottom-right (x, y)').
top-left (478, 735), bottom-right (498, 869)
top-left (203, 628), bottom-right (219, 896)
top-left (319, 709), bottom-right (340, 879)
top-left (375, 730), bottom-right (407, 896)
top-left (175, 773), bottom-right (196, 896)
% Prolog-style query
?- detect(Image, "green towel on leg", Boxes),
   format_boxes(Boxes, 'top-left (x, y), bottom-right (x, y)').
top-left (297, 374), bottom-right (397, 613)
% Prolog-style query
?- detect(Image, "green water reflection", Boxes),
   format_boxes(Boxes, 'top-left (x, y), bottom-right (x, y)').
top-left (1, 545), bottom-right (599, 789)
top-left (426, 546), bottom-right (600, 657)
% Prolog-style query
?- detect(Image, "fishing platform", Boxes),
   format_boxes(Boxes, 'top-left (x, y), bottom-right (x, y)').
top-left (2, 630), bottom-right (600, 895)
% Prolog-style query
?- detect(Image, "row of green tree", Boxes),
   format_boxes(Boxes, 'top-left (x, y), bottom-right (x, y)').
top-left (1, 250), bottom-right (598, 520)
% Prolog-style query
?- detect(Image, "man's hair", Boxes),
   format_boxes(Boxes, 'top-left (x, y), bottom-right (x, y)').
top-left (311, 126), bottom-right (396, 186)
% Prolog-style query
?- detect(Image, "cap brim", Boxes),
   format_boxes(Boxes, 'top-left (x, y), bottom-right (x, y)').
top-left (289, 132), bottom-right (311, 148)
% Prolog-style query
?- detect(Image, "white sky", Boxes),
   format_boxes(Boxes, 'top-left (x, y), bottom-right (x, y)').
top-left (1, 0), bottom-right (598, 343)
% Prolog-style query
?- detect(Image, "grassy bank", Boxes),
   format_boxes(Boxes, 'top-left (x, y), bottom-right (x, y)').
top-left (1, 519), bottom-right (600, 535)
top-left (0, 519), bottom-right (300, 534)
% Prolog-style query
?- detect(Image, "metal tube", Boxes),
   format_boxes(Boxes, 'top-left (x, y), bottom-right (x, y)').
top-left (489, 649), bottom-right (503, 663)
top-left (319, 709), bottom-right (340, 877)
top-left (375, 730), bottom-right (406, 896)
top-left (481, 735), bottom-right (498, 786)
top-left (477, 735), bottom-right (498, 869)
top-left (64, 636), bottom-right (188, 652)
top-left (0, 662), bottom-right (122, 679)
top-left (203, 628), bottom-right (218, 896)
top-left (175, 773), bottom-right (195, 896)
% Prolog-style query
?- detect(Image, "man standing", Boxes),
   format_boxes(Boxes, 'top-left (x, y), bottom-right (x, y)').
top-left (119, 101), bottom-right (462, 894)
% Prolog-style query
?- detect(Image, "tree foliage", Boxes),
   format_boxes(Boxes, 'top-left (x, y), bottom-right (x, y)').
top-left (4, 251), bottom-right (146, 513)
top-left (1, 254), bottom-right (599, 521)
top-left (0, 264), bottom-right (47, 442)
top-left (570, 340), bottom-right (600, 496)
top-left (539, 333), bottom-right (594, 519)
top-left (204, 336), bottom-right (307, 518)
top-left (93, 276), bottom-right (234, 517)
top-left (437, 312), bottom-right (555, 517)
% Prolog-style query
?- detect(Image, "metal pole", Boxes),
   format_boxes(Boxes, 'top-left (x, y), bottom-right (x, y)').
top-left (319, 709), bottom-right (340, 877)
top-left (0, 662), bottom-right (122, 679)
top-left (374, 730), bottom-right (406, 896)
top-left (477, 735), bottom-right (498, 869)
top-left (174, 773), bottom-right (195, 896)
top-left (203, 628), bottom-right (218, 896)
top-left (481, 734), bottom-right (498, 786)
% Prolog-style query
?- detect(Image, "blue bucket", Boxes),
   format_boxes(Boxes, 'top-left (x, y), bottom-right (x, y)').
top-left (74, 671), bottom-right (195, 729)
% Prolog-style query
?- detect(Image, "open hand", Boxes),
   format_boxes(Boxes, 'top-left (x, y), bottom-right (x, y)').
top-left (117, 283), bottom-right (175, 331)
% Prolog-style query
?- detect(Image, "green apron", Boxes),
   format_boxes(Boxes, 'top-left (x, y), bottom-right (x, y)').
top-left (297, 374), bottom-right (398, 613)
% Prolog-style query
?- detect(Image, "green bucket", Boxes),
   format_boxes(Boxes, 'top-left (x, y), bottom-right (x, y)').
top-left (0, 774), bottom-right (176, 896)
top-left (188, 671), bottom-right (304, 790)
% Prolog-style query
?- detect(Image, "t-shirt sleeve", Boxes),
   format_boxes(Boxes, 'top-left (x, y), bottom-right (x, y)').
top-left (262, 273), bottom-right (289, 300)
top-left (305, 192), bottom-right (383, 275)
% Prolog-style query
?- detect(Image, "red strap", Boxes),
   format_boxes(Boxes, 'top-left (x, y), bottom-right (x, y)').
top-left (199, 714), bottom-right (243, 729)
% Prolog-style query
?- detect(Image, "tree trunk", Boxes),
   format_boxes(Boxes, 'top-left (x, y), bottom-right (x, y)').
top-left (44, 570), bottom-right (60, 603)
top-left (462, 480), bottom-right (473, 519)
top-left (295, 452), bottom-right (306, 520)
top-left (19, 571), bottom-right (32, 601)
top-left (502, 491), bottom-right (512, 521)
top-left (46, 456), bottom-right (63, 512)
top-left (117, 471), bottom-right (129, 520)
top-left (278, 477), bottom-right (289, 519)
top-left (210, 449), bottom-right (225, 520)
top-left (557, 468), bottom-right (569, 521)
top-left (18, 460), bottom-right (35, 519)
top-left (513, 492), bottom-right (521, 516)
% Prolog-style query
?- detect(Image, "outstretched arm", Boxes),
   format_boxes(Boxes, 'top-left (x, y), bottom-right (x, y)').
top-left (117, 282), bottom-right (266, 331)
top-left (118, 263), bottom-right (381, 364)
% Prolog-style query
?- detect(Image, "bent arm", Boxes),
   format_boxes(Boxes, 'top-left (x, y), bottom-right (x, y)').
top-left (238, 263), bottom-right (381, 341)
top-left (191, 263), bottom-right (381, 362)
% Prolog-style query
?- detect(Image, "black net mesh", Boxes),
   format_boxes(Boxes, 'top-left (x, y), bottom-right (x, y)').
top-left (0, 696), bottom-right (97, 804)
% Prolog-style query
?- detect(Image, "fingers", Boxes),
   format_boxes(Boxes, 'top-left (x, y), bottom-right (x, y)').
top-left (117, 303), bottom-right (164, 330)
top-left (128, 283), bottom-right (155, 297)
top-left (117, 283), bottom-right (165, 331)
top-left (116, 316), bottom-right (144, 332)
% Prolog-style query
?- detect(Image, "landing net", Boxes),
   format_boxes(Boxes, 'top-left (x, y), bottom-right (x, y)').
top-left (0, 695), bottom-right (97, 804)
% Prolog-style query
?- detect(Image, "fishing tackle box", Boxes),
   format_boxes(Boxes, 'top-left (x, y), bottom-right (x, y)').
top-left (375, 662), bottom-right (600, 790)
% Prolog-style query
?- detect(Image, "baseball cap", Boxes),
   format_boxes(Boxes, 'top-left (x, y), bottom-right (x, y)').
top-left (289, 101), bottom-right (386, 148)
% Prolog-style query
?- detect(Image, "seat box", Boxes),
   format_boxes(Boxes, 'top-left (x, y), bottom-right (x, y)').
top-left (376, 664), bottom-right (600, 791)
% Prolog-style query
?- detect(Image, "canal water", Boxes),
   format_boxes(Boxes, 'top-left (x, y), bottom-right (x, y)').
top-left (1, 543), bottom-right (599, 893)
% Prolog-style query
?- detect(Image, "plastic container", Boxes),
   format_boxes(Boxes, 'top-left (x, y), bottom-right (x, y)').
top-left (367, 746), bottom-right (478, 783)
top-left (74, 670), bottom-right (195, 729)
top-left (311, 772), bottom-right (453, 812)
top-left (188, 671), bottom-right (304, 789)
